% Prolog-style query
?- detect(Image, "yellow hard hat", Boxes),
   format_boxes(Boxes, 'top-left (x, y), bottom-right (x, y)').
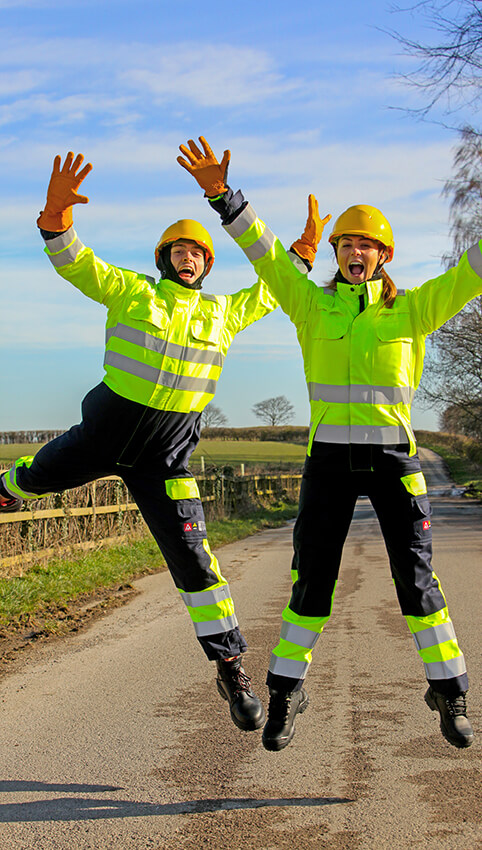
top-left (155, 219), bottom-right (215, 276)
top-left (328, 205), bottom-right (394, 261)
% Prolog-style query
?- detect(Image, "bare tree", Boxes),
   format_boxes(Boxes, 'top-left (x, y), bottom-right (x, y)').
top-left (441, 125), bottom-right (482, 266)
top-left (418, 296), bottom-right (482, 439)
top-left (200, 404), bottom-right (228, 428)
top-left (387, 0), bottom-right (482, 121)
top-left (440, 400), bottom-right (482, 437)
top-left (387, 4), bottom-right (482, 438)
top-left (252, 395), bottom-right (295, 426)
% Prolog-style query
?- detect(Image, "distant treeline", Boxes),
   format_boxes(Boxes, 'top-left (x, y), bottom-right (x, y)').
top-left (0, 430), bottom-right (64, 444)
top-left (1, 426), bottom-right (311, 445)
top-left (201, 426), bottom-right (310, 443)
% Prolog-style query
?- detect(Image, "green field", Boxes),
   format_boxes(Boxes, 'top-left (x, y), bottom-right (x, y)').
top-left (2, 434), bottom-right (481, 491)
top-left (0, 440), bottom-right (307, 473)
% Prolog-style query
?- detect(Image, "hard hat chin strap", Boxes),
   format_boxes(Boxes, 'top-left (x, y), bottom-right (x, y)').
top-left (156, 245), bottom-right (207, 290)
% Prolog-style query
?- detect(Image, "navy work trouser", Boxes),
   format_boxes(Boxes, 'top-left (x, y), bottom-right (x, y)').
top-left (2, 384), bottom-right (247, 661)
top-left (267, 444), bottom-right (468, 697)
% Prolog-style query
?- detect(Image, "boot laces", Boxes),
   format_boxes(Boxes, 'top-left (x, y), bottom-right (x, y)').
top-left (269, 692), bottom-right (292, 723)
top-left (445, 694), bottom-right (468, 717)
top-left (226, 663), bottom-right (252, 695)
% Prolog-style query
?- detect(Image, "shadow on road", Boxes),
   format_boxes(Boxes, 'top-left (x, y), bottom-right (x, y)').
top-left (0, 788), bottom-right (354, 822)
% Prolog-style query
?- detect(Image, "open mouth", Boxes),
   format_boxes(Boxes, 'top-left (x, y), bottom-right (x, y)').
top-left (178, 266), bottom-right (195, 279)
top-left (348, 262), bottom-right (364, 278)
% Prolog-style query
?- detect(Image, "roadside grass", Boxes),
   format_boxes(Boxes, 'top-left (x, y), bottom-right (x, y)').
top-left (0, 502), bottom-right (297, 631)
top-left (415, 431), bottom-right (482, 496)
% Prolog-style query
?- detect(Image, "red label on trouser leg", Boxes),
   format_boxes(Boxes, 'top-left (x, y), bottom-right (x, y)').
top-left (423, 520), bottom-right (431, 530)
top-left (184, 522), bottom-right (193, 532)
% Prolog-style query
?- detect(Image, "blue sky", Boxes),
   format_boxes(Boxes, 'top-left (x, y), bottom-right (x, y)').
top-left (0, 0), bottom-right (474, 430)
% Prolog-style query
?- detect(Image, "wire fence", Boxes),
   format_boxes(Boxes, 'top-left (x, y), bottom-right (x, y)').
top-left (0, 473), bottom-right (302, 569)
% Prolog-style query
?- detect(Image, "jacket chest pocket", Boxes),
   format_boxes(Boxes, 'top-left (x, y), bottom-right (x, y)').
top-left (127, 299), bottom-right (169, 332)
top-left (190, 315), bottom-right (223, 346)
top-left (376, 312), bottom-right (413, 343)
top-left (312, 309), bottom-right (351, 340)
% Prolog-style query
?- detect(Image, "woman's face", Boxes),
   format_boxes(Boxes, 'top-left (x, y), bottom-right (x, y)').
top-left (337, 234), bottom-right (385, 284)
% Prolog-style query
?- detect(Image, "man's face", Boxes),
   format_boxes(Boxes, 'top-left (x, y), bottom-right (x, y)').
top-left (336, 234), bottom-right (385, 284)
top-left (170, 240), bottom-right (205, 284)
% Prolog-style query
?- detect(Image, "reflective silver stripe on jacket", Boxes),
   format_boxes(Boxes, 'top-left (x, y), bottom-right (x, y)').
top-left (308, 383), bottom-right (413, 404)
top-left (104, 351), bottom-right (218, 394)
top-left (313, 422), bottom-right (408, 445)
top-left (467, 242), bottom-right (482, 276)
top-left (412, 622), bottom-right (457, 652)
top-left (243, 227), bottom-right (276, 262)
top-left (106, 323), bottom-right (224, 367)
top-left (192, 614), bottom-right (239, 637)
top-left (47, 236), bottom-right (84, 267)
top-left (181, 585), bottom-right (231, 609)
top-left (424, 655), bottom-right (467, 680)
top-left (268, 654), bottom-right (310, 680)
top-left (280, 621), bottom-right (321, 650)
top-left (223, 203), bottom-right (258, 239)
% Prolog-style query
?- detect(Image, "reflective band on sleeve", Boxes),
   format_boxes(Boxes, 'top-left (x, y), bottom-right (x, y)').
top-left (308, 383), bottom-right (413, 404)
top-left (268, 655), bottom-right (310, 680)
top-left (467, 241), bottom-right (482, 277)
top-left (400, 471), bottom-right (427, 496)
top-left (193, 614), bottom-right (239, 637)
top-left (43, 227), bottom-right (76, 252)
top-left (104, 351), bottom-right (219, 395)
top-left (223, 204), bottom-right (258, 239)
top-left (106, 323), bottom-right (224, 367)
top-left (287, 250), bottom-right (309, 276)
top-left (243, 228), bottom-right (276, 262)
top-left (424, 655), bottom-right (467, 680)
top-left (314, 422), bottom-right (408, 445)
top-left (165, 477), bottom-right (200, 500)
top-left (411, 622), bottom-right (456, 651)
top-left (181, 585), bottom-right (231, 608)
top-left (46, 236), bottom-right (84, 267)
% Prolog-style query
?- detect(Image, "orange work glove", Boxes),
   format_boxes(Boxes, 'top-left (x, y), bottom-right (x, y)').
top-left (37, 151), bottom-right (93, 232)
top-left (291, 195), bottom-right (332, 266)
top-left (177, 136), bottom-right (230, 198)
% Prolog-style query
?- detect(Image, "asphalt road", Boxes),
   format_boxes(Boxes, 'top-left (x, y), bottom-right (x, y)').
top-left (0, 450), bottom-right (480, 849)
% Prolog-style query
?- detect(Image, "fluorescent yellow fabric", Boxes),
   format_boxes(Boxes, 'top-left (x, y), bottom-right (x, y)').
top-left (44, 226), bottom-right (277, 414)
top-left (226, 205), bottom-right (482, 457)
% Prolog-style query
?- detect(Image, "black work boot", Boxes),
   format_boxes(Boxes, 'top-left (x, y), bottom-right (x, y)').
top-left (216, 657), bottom-right (265, 731)
top-left (0, 495), bottom-right (23, 512)
top-left (262, 688), bottom-right (309, 751)
top-left (425, 687), bottom-right (474, 748)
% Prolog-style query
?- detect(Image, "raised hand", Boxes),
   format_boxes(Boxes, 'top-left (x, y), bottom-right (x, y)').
top-left (37, 151), bottom-right (93, 232)
top-left (291, 195), bottom-right (332, 266)
top-left (177, 136), bottom-right (230, 197)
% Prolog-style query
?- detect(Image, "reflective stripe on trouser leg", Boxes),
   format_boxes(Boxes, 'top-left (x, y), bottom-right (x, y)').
top-left (2, 457), bottom-right (52, 500)
top-left (405, 587), bottom-right (468, 696)
top-left (123, 472), bottom-right (247, 660)
top-left (179, 539), bottom-right (239, 637)
top-left (267, 589), bottom-right (336, 691)
top-left (370, 478), bottom-right (469, 696)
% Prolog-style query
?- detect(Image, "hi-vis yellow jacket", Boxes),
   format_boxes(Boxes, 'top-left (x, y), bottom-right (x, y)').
top-left (222, 203), bottom-right (482, 456)
top-left (43, 226), bottom-right (277, 414)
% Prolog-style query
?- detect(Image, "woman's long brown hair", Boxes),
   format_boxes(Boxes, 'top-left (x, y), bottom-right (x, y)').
top-left (327, 267), bottom-right (397, 308)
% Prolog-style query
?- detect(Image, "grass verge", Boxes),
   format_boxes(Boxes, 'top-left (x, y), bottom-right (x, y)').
top-left (0, 503), bottom-right (297, 640)
top-left (415, 430), bottom-right (482, 497)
